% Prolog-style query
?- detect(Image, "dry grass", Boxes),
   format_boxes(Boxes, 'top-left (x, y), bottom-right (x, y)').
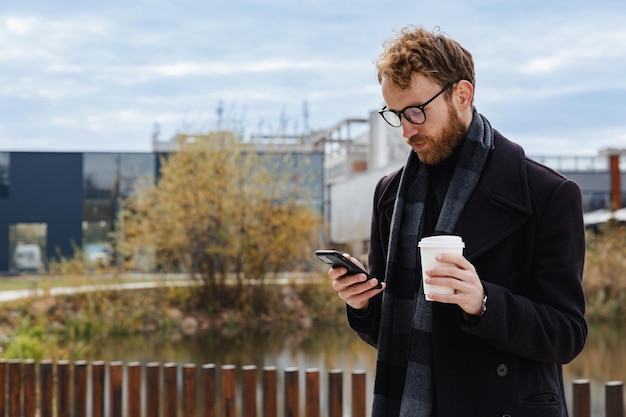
top-left (583, 220), bottom-right (626, 322)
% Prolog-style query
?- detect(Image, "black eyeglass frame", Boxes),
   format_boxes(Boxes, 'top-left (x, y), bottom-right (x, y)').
top-left (378, 81), bottom-right (458, 127)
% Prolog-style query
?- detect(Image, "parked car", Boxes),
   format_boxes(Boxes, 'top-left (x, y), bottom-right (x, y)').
top-left (84, 242), bottom-right (112, 266)
top-left (13, 243), bottom-right (42, 272)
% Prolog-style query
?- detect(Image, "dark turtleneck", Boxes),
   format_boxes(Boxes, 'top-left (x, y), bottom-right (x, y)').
top-left (423, 144), bottom-right (462, 236)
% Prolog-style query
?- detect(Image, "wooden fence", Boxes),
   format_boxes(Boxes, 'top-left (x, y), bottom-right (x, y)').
top-left (0, 359), bottom-right (623, 417)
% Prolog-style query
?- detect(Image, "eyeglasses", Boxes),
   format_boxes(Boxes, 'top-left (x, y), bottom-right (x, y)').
top-left (378, 81), bottom-right (457, 127)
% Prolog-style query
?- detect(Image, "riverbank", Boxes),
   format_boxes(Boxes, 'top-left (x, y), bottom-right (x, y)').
top-left (0, 278), bottom-right (345, 360)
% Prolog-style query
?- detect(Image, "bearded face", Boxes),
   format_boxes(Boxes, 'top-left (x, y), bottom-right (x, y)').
top-left (406, 101), bottom-right (467, 166)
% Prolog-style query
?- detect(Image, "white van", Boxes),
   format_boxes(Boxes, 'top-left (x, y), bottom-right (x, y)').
top-left (13, 243), bottom-right (42, 272)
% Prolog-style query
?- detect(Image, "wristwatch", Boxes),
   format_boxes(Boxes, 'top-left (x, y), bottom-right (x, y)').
top-left (479, 293), bottom-right (487, 316)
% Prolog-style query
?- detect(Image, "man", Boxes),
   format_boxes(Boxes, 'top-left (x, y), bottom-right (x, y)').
top-left (327, 26), bottom-right (587, 417)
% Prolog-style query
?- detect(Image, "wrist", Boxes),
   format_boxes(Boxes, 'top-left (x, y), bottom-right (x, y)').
top-left (463, 286), bottom-right (487, 321)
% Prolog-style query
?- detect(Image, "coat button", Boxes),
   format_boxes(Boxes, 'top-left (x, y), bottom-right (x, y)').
top-left (496, 363), bottom-right (508, 377)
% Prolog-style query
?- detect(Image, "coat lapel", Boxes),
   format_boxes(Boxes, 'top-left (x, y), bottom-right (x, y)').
top-left (455, 132), bottom-right (532, 260)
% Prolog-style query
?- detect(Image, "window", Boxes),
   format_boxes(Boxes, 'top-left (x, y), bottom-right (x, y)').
top-left (83, 152), bottom-right (155, 223)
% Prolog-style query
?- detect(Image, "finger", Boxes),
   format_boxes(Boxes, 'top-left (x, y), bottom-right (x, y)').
top-left (328, 266), bottom-right (348, 279)
top-left (436, 253), bottom-right (472, 269)
top-left (332, 272), bottom-right (370, 291)
top-left (342, 281), bottom-right (385, 303)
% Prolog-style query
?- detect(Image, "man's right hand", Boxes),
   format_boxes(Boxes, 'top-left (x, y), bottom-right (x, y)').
top-left (327, 254), bottom-right (385, 310)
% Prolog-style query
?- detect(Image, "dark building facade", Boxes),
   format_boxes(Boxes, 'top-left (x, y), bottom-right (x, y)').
top-left (0, 152), bottom-right (157, 272)
top-left (0, 150), bottom-right (323, 273)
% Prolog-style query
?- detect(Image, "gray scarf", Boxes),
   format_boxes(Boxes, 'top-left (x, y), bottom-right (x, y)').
top-left (372, 110), bottom-right (494, 417)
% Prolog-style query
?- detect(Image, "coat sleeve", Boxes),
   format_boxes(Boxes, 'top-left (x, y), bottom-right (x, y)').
top-left (461, 178), bottom-right (587, 364)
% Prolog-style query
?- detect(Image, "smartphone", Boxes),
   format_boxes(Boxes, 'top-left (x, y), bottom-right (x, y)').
top-left (315, 250), bottom-right (382, 289)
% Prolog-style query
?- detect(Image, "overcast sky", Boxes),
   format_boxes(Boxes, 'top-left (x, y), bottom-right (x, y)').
top-left (1, 0), bottom-right (625, 156)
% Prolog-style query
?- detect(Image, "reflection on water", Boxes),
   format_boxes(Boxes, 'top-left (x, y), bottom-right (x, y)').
top-left (564, 322), bottom-right (626, 416)
top-left (86, 326), bottom-right (377, 374)
top-left (85, 322), bottom-right (625, 417)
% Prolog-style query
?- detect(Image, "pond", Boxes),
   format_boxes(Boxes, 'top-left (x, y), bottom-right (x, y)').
top-left (83, 320), bottom-right (625, 417)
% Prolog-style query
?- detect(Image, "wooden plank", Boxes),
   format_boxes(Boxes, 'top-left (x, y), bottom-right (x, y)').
top-left (242, 365), bottom-right (257, 417)
top-left (305, 369), bottom-right (320, 417)
top-left (57, 360), bottom-right (71, 417)
top-left (262, 367), bottom-right (277, 417)
top-left (605, 381), bottom-right (624, 417)
top-left (128, 362), bottom-right (142, 417)
top-left (92, 361), bottom-right (106, 417)
top-left (23, 360), bottom-right (36, 417)
top-left (351, 371), bottom-right (367, 417)
top-left (39, 360), bottom-right (54, 417)
top-left (146, 362), bottom-right (161, 417)
top-left (284, 367), bottom-right (299, 417)
top-left (109, 361), bottom-right (123, 417)
top-left (328, 370), bottom-right (342, 417)
top-left (201, 364), bottom-right (217, 417)
top-left (221, 365), bottom-right (237, 417)
top-left (73, 361), bottom-right (88, 417)
top-left (163, 363), bottom-right (178, 417)
top-left (182, 363), bottom-right (197, 417)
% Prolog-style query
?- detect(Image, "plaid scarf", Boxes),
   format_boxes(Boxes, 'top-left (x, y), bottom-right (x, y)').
top-left (372, 110), bottom-right (493, 417)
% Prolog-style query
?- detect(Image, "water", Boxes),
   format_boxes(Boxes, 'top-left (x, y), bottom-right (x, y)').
top-left (84, 322), bottom-right (626, 417)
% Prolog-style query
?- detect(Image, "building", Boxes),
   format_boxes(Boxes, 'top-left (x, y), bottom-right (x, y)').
top-left (0, 145), bottom-right (323, 273)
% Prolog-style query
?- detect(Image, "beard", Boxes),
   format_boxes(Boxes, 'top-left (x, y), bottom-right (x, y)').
top-left (406, 104), bottom-right (467, 166)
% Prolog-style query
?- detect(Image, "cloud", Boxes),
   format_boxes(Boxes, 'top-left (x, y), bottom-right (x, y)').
top-left (1, 1), bottom-right (626, 155)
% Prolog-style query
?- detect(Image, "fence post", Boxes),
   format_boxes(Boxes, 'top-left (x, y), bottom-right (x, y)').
top-left (242, 365), bottom-right (257, 417)
top-left (305, 368), bottom-right (320, 417)
top-left (128, 362), bottom-right (142, 417)
top-left (605, 381), bottom-right (624, 417)
top-left (57, 360), bottom-right (71, 417)
top-left (40, 360), bottom-right (54, 417)
top-left (284, 367), bottom-right (299, 417)
top-left (73, 360), bottom-right (88, 417)
top-left (163, 363), bottom-right (178, 417)
top-left (351, 371), bottom-right (367, 417)
top-left (92, 361), bottom-right (106, 417)
top-left (8, 359), bottom-right (22, 416)
top-left (201, 364), bottom-right (216, 417)
top-left (182, 363), bottom-right (197, 417)
top-left (0, 360), bottom-right (5, 417)
top-left (572, 379), bottom-right (591, 417)
top-left (8, 359), bottom-right (21, 417)
top-left (23, 359), bottom-right (36, 417)
top-left (262, 366), bottom-right (277, 417)
top-left (328, 370), bottom-right (343, 417)
top-left (222, 365), bottom-right (237, 417)
top-left (146, 362), bottom-right (161, 417)
top-left (109, 361), bottom-right (123, 417)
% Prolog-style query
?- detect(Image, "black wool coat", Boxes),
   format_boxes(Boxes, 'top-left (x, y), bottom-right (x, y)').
top-left (348, 131), bottom-right (587, 417)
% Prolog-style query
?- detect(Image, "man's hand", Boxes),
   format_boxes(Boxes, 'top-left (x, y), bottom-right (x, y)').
top-left (327, 254), bottom-right (385, 310)
top-left (424, 253), bottom-right (485, 316)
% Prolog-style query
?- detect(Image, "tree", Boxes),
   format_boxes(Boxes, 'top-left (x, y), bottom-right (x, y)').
top-left (118, 131), bottom-right (322, 309)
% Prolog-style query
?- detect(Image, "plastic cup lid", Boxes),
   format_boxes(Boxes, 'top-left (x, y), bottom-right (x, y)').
top-left (418, 235), bottom-right (465, 248)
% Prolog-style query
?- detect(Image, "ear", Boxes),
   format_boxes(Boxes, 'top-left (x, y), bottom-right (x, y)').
top-left (454, 80), bottom-right (474, 110)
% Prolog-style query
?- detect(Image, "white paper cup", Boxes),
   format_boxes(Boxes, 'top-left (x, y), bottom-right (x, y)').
top-left (418, 235), bottom-right (465, 301)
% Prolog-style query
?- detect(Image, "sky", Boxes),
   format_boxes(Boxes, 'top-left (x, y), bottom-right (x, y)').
top-left (1, 0), bottom-right (626, 156)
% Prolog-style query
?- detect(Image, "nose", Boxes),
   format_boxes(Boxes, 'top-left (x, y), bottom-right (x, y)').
top-left (401, 118), bottom-right (419, 139)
